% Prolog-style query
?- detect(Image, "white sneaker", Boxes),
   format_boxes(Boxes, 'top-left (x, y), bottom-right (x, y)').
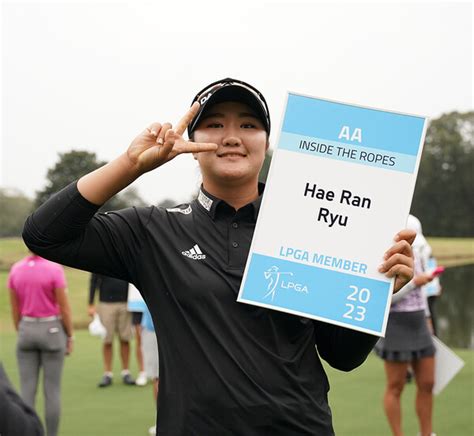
top-left (136, 371), bottom-right (148, 386)
top-left (148, 425), bottom-right (156, 435)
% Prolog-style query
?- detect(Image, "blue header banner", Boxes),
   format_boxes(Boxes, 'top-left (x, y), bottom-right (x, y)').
top-left (282, 94), bottom-right (425, 156)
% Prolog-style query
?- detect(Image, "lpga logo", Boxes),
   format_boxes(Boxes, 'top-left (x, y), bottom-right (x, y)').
top-left (263, 266), bottom-right (309, 301)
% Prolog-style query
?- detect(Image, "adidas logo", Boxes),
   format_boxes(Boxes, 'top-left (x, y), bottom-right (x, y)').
top-left (182, 244), bottom-right (206, 260)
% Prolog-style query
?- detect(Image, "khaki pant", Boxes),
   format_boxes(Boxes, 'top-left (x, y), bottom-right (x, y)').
top-left (98, 303), bottom-right (132, 344)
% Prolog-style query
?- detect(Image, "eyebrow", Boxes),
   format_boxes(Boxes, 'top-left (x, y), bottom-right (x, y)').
top-left (201, 112), bottom-right (260, 120)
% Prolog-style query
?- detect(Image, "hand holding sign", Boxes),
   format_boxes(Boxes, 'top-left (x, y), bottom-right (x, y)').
top-left (378, 229), bottom-right (416, 293)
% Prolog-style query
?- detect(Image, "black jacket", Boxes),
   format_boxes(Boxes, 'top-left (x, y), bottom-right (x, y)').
top-left (23, 182), bottom-right (378, 436)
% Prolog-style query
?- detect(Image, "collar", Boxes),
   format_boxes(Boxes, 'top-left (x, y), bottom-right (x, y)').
top-left (24, 254), bottom-right (41, 266)
top-left (196, 184), bottom-right (265, 220)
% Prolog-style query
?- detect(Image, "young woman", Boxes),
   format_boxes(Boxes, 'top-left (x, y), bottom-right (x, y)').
top-left (376, 215), bottom-right (436, 436)
top-left (8, 253), bottom-right (73, 436)
top-left (23, 78), bottom-right (415, 435)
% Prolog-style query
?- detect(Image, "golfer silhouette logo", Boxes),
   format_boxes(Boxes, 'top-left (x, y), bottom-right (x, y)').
top-left (263, 266), bottom-right (293, 301)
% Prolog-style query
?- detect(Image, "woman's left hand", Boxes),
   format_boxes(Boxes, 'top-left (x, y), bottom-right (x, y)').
top-left (378, 229), bottom-right (416, 293)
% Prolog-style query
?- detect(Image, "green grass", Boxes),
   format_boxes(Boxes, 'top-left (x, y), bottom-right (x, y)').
top-left (0, 237), bottom-right (31, 269)
top-left (0, 330), bottom-right (155, 436)
top-left (326, 351), bottom-right (474, 435)
top-left (428, 237), bottom-right (474, 267)
top-left (1, 238), bottom-right (473, 434)
top-left (0, 330), bottom-right (472, 435)
top-left (1, 237), bottom-right (473, 334)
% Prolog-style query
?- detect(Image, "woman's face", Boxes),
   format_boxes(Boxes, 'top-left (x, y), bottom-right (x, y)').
top-left (192, 101), bottom-right (268, 187)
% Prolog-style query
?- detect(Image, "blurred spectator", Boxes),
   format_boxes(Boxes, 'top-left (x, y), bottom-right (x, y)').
top-left (406, 216), bottom-right (444, 336)
top-left (8, 253), bottom-right (73, 436)
top-left (131, 310), bottom-right (147, 386)
top-left (88, 273), bottom-right (135, 387)
top-left (141, 307), bottom-right (159, 435)
top-left (423, 255), bottom-right (443, 336)
top-left (375, 215), bottom-right (436, 436)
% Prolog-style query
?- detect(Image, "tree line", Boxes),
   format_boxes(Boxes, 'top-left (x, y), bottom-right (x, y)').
top-left (1, 111), bottom-right (472, 237)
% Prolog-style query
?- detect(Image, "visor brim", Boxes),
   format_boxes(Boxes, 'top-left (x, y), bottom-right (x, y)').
top-left (188, 85), bottom-right (270, 137)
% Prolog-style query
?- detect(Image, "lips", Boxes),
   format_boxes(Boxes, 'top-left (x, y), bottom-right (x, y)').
top-left (217, 152), bottom-right (247, 158)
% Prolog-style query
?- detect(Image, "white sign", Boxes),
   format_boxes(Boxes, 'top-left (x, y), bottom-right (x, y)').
top-left (237, 93), bottom-right (427, 336)
top-left (432, 336), bottom-right (465, 395)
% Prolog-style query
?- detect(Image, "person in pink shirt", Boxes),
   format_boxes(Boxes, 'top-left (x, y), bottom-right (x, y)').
top-left (8, 252), bottom-right (73, 436)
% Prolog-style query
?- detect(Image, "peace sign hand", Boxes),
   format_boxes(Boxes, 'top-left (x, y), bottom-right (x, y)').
top-left (127, 102), bottom-right (217, 175)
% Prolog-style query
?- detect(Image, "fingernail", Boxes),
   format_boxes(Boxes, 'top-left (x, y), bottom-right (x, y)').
top-left (383, 252), bottom-right (388, 260)
top-left (378, 264), bottom-right (385, 272)
top-left (151, 130), bottom-right (157, 136)
top-left (394, 234), bottom-right (400, 241)
top-left (157, 138), bottom-right (164, 145)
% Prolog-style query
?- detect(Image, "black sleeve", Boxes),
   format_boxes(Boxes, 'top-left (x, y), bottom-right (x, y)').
top-left (89, 273), bottom-right (99, 305)
top-left (313, 320), bottom-right (378, 372)
top-left (0, 363), bottom-right (44, 436)
top-left (23, 182), bottom-right (152, 283)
